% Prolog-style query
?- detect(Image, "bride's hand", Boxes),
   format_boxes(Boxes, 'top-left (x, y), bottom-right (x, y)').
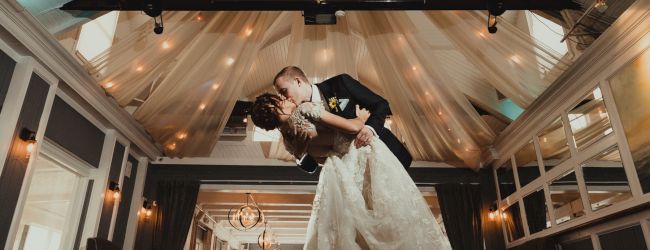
top-left (355, 105), bottom-right (370, 123)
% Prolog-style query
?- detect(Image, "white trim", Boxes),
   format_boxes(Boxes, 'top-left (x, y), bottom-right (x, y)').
top-left (591, 234), bottom-right (602, 250)
top-left (0, 56), bottom-right (33, 177)
top-left (79, 129), bottom-right (116, 249)
top-left (0, 1), bottom-right (160, 159)
top-left (641, 219), bottom-right (650, 249)
top-left (600, 70), bottom-right (645, 198)
top-left (4, 76), bottom-right (58, 250)
top-left (108, 142), bottom-right (130, 241)
top-left (123, 156), bottom-right (149, 250)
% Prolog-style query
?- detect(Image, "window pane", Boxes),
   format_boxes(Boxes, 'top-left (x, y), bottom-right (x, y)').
top-left (497, 161), bottom-right (516, 199)
top-left (523, 188), bottom-right (550, 234)
top-left (537, 117), bottom-right (570, 171)
top-left (76, 12), bottom-right (119, 61)
top-left (13, 156), bottom-right (83, 250)
top-left (568, 87), bottom-right (613, 151)
top-left (503, 202), bottom-right (525, 242)
top-left (609, 49), bottom-right (650, 193)
top-left (515, 140), bottom-right (540, 187)
top-left (581, 146), bottom-right (632, 211)
top-left (549, 170), bottom-right (584, 225)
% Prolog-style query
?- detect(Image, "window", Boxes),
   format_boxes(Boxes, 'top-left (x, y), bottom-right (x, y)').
top-left (525, 11), bottom-right (569, 75)
top-left (76, 12), bottom-right (120, 61)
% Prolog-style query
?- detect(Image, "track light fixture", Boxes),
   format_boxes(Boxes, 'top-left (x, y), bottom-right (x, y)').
top-left (143, 0), bottom-right (164, 34)
top-left (486, 0), bottom-right (505, 34)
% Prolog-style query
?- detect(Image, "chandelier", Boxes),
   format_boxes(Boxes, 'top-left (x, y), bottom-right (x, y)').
top-left (228, 193), bottom-right (264, 231)
top-left (258, 221), bottom-right (278, 250)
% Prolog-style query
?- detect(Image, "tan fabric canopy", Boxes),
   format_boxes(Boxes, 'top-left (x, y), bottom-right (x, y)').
top-left (83, 10), bottom-right (571, 167)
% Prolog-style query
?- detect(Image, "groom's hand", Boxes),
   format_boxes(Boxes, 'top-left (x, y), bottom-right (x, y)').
top-left (355, 127), bottom-right (374, 148)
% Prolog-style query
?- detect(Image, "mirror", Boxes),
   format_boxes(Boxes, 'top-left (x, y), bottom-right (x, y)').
top-left (515, 140), bottom-right (540, 187)
top-left (580, 145), bottom-right (632, 211)
top-left (609, 49), bottom-right (650, 193)
top-left (497, 160), bottom-right (516, 199)
top-left (523, 188), bottom-right (550, 234)
top-left (568, 87), bottom-right (613, 151)
top-left (503, 202), bottom-right (525, 242)
top-left (537, 117), bottom-right (571, 172)
top-left (549, 170), bottom-right (584, 225)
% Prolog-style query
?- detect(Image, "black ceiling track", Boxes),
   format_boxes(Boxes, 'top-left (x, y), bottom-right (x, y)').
top-left (61, 0), bottom-right (582, 11)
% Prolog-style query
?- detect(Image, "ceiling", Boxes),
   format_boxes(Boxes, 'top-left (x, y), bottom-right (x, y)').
top-left (15, 0), bottom-right (636, 167)
top-left (196, 184), bottom-right (441, 244)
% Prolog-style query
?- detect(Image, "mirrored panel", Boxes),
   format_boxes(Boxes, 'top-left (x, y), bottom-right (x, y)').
top-left (515, 140), bottom-right (540, 187)
top-left (580, 145), bottom-right (632, 211)
top-left (523, 188), bottom-right (550, 234)
top-left (537, 117), bottom-right (571, 172)
top-left (497, 161), bottom-right (516, 199)
top-left (609, 49), bottom-right (650, 193)
top-left (502, 202), bottom-right (525, 242)
top-left (549, 170), bottom-right (584, 225)
top-left (568, 87), bottom-right (613, 151)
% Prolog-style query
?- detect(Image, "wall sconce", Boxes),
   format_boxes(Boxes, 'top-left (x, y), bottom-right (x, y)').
top-left (139, 198), bottom-right (157, 218)
top-left (488, 202), bottom-right (500, 221)
top-left (109, 181), bottom-right (121, 200)
top-left (19, 128), bottom-right (37, 158)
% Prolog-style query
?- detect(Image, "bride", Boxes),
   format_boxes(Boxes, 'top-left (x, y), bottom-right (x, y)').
top-left (250, 93), bottom-right (451, 250)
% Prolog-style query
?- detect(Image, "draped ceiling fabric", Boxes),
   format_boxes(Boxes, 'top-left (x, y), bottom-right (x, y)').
top-left (84, 10), bottom-right (571, 167)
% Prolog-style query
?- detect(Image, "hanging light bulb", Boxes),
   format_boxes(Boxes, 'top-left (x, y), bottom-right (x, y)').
top-left (228, 193), bottom-right (263, 231)
top-left (109, 181), bottom-right (120, 201)
top-left (20, 128), bottom-right (37, 159)
top-left (258, 222), bottom-right (277, 250)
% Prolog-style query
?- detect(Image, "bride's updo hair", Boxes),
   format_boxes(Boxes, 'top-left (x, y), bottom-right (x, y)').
top-left (251, 93), bottom-right (284, 131)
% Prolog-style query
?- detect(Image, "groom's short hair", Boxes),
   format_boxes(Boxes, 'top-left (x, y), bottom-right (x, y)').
top-left (274, 66), bottom-right (308, 85)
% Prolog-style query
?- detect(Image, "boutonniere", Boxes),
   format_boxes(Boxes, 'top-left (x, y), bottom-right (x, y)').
top-left (328, 97), bottom-right (339, 112)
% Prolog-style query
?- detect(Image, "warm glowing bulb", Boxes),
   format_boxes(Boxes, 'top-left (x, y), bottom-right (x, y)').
top-left (245, 28), bottom-right (253, 37)
top-left (488, 212), bottom-right (495, 220)
top-left (510, 55), bottom-right (521, 64)
top-left (113, 190), bottom-right (120, 200)
top-left (166, 143), bottom-right (176, 151)
top-left (211, 84), bottom-right (220, 90)
top-left (26, 142), bottom-right (35, 153)
top-left (543, 137), bottom-right (548, 143)
top-left (243, 118), bottom-right (248, 123)
top-left (412, 66), bottom-right (417, 71)
top-left (477, 32), bottom-right (486, 39)
top-left (162, 41), bottom-right (171, 49)
top-left (226, 57), bottom-right (235, 66)
top-left (104, 82), bottom-right (114, 89)
top-left (501, 212), bottom-right (507, 220)
top-left (437, 111), bottom-right (442, 116)
top-left (136, 66), bottom-right (144, 72)
top-left (425, 91), bottom-right (430, 96)
top-left (199, 103), bottom-right (207, 110)
top-left (146, 209), bottom-right (152, 217)
top-left (196, 15), bottom-right (203, 21)
top-left (177, 132), bottom-right (187, 140)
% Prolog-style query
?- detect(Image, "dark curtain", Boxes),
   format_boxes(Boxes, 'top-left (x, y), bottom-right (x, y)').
top-left (151, 180), bottom-right (200, 250)
top-left (435, 184), bottom-right (482, 250)
top-left (599, 225), bottom-right (648, 250)
top-left (524, 190), bottom-right (547, 234)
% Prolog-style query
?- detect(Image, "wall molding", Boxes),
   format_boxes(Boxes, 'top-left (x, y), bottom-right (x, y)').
top-left (0, 1), bottom-right (160, 159)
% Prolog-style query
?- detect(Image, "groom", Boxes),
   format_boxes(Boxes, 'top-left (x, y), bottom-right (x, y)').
top-left (273, 66), bottom-right (412, 174)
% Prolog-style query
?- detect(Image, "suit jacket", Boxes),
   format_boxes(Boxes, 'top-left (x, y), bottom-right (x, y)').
top-left (297, 74), bottom-right (412, 174)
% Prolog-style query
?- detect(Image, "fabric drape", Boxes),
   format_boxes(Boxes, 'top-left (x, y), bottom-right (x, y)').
top-left (151, 180), bottom-right (200, 250)
top-left (435, 184), bottom-right (483, 250)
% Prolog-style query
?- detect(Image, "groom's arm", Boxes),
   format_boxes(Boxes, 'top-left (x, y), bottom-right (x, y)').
top-left (338, 74), bottom-right (389, 135)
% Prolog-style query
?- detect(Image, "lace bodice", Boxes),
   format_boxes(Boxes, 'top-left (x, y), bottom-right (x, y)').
top-left (280, 102), bottom-right (353, 159)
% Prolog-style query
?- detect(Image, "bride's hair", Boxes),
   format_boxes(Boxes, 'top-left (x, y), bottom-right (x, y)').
top-left (251, 93), bottom-right (284, 131)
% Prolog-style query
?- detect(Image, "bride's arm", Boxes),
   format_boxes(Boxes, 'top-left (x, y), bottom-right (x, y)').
top-left (319, 105), bottom-right (370, 134)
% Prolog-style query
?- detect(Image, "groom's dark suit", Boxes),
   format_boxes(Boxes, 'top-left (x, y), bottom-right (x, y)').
top-left (298, 74), bottom-right (412, 174)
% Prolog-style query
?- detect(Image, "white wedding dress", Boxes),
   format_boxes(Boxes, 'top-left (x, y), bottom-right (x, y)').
top-left (280, 102), bottom-right (452, 250)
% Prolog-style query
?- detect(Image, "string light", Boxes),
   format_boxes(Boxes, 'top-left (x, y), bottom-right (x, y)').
top-left (166, 142), bottom-right (176, 151)
top-left (162, 40), bottom-right (171, 49)
top-left (177, 132), bottom-right (188, 140)
top-left (136, 66), bottom-right (144, 72)
top-left (212, 83), bottom-right (220, 90)
top-left (226, 57), bottom-right (235, 66)
top-left (199, 103), bottom-right (207, 110)
top-left (412, 66), bottom-right (417, 71)
top-left (510, 55), bottom-right (521, 64)
top-left (104, 82), bottom-right (114, 89)
top-left (245, 28), bottom-right (253, 37)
